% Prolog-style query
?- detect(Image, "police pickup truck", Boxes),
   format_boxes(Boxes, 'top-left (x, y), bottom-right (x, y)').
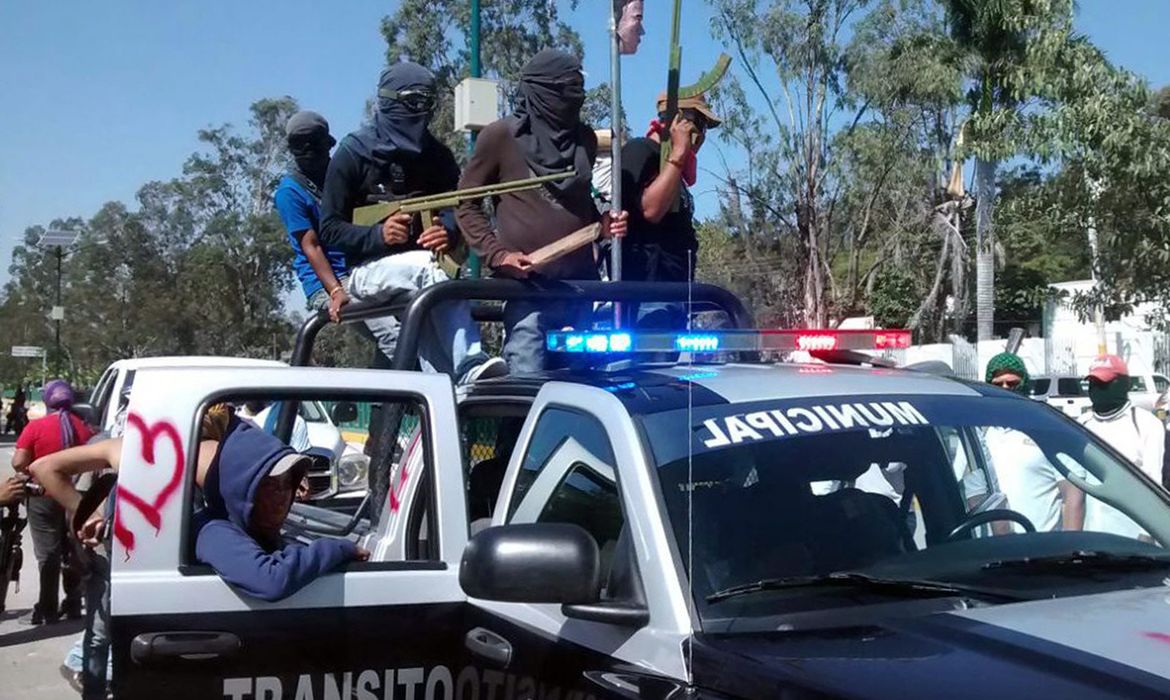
top-left (107, 281), bottom-right (1170, 699)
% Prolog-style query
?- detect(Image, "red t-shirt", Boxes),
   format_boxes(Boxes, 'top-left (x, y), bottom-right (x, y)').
top-left (15, 412), bottom-right (96, 461)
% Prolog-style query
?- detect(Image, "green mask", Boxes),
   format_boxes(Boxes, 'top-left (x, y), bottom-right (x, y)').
top-left (1088, 378), bottom-right (1129, 415)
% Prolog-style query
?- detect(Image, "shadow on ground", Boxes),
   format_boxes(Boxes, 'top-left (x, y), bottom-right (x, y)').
top-left (0, 612), bottom-right (84, 648)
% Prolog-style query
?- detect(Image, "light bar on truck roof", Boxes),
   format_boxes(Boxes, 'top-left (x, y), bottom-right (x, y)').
top-left (545, 329), bottom-right (911, 354)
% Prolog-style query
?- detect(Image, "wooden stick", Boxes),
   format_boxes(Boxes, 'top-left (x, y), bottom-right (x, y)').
top-left (528, 223), bottom-right (602, 269)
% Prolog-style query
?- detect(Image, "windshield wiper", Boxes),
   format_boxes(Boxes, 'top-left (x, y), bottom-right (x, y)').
top-left (982, 550), bottom-right (1170, 573)
top-left (706, 572), bottom-right (1018, 604)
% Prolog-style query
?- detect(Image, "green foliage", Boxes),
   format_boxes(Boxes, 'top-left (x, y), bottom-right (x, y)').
top-left (380, 0), bottom-right (588, 157)
top-left (869, 269), bottom-right (920, 328)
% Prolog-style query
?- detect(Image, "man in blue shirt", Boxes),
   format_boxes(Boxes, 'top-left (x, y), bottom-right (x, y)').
top-left (274, 111), bottom-right (354, 323)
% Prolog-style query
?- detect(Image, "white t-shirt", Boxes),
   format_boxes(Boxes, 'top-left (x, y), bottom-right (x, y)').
top-left (1078, 404), bottom-right (1164, 539)
top-left (982, 427), bottom-right (1067, 532)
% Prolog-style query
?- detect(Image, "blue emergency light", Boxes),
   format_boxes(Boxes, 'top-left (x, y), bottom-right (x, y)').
top-left (545, 329), bottom-right (911, 354)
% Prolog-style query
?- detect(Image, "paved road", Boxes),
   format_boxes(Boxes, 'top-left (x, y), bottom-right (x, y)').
top-left (0, 439), bottom-right (80, 699)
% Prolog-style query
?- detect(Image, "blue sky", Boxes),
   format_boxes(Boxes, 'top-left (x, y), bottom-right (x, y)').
top-left (1, 0), bottom-right (1167, 295)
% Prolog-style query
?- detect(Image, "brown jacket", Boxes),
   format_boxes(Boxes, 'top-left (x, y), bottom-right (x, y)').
top-left (455, 118), bottom-right (600, 280)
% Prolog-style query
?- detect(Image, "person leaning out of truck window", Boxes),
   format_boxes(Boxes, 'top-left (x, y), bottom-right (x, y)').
top-left (13, 380), bottom-right (93, 625)
top-left (195, 414), bottom-right (368, 602)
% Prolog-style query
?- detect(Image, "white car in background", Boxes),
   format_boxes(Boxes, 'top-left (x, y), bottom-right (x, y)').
top-left (1126, 371), bottom-right (1170, 416)
top-left (85, 356), bottom-right (367, 498)
top-left (1028, 375), bottom-right (1092, 418)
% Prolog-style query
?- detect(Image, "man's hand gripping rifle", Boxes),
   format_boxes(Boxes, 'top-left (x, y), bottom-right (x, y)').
top-left (352, 170), bottom-right (576, 277)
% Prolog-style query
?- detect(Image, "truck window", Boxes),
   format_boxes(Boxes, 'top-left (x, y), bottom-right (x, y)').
top-left (507, 408), bottom-right (632, 590)
top-left (1130, 376), bottom-right (1149, 392)
top-left (90, 366), bottom-right (117, 425)
top-left (506, 407), bottom-right (615, 521)
top-left (1029, 378), bottom-right (1051, 396)
top-left (1056, 378), bottom-right (1086, 396)
top-left (460, 404), bottom-right (528, 529)
top-left (1155, 375), bottom-right (1170, 394)
top-left (187, 392), bottom-right (431, 567)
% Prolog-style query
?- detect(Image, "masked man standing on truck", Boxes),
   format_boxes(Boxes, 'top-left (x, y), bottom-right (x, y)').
top-left (319, 63), bottom-right (505, 384)
top-left (456, 49), bottom-right (627, 374)
top-left (275, 111), bottom-right (351, 323)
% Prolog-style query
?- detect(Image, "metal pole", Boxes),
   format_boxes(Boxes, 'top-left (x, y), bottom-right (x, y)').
top-left (609, 0), bottom-right (624, 328)
top-left (55, 246), bottom-right (63, 374)
top-left (467, 0), bottom-right (483, 279)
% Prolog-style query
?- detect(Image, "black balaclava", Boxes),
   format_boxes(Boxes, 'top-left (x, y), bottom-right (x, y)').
top-left (286, 110), bottom-right (335, 193)
top-left (1089, 378), bottom-right (1130, 417)
top-left (511, 49), bottom-right (592, 198)
top-left (346, 62), bottom-right (436, 167)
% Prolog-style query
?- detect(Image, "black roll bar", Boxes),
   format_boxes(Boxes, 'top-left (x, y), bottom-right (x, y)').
top-left (291, 279), bottom-right (754, 369)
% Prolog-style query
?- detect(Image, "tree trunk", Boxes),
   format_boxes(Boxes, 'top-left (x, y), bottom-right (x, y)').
top-left (974, 157), bottom-right (997, 340)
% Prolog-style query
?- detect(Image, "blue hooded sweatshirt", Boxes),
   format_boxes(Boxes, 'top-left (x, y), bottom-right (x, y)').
top-left (195, 416), bottom-right (357, 602)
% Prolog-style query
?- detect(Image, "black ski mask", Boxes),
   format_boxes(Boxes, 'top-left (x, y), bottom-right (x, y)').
top-left (1088, 377), bottom-right (1130, 416)
top-left (286, 110), bottom-right (336, 193)
top-left (511, 49), bottom-right (591, 198)
top-left (347, 62), bottom-right (437, 167)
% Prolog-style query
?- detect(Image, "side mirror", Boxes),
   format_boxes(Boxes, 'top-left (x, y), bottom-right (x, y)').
top-left (72, 403), bottom-right (99, 429)
top-left (459, 523), bottom-right (600, 604)
top-left (330, 401), bottom-right (358, 424)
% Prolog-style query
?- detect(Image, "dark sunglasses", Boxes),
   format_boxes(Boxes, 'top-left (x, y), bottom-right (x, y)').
top-left (991, 377), bottom-right (1022, 389)
top-left (378, 88), bottom-right (437, 113)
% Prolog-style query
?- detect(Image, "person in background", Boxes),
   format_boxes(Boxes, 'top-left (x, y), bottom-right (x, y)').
top-left (194, 415), bottom-right (367, 601)
top-left (617, 92), bottom-right (721, 329)
top-left (6, 385), bottom-right (28, 434)
top-left (0, 475), bottom-right (25, 506)
top-left (1078, 354), bottom-right (1165, 538)
top-left (275, 111), bottom-right (351, 323)
top-left (983, 353), bottom-right (1084, 533)
top-left (319, 63), bottom-right (504, 383)
top-left (32, 404), bottom-right (231, 699)
top-left (456, 49), bottom-right (627, 373)
top-left (12, 379), bottom-right (92, 624)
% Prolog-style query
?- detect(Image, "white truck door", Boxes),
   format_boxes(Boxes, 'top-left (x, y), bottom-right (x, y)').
top-left (108, 365), bottom-right (472, 700)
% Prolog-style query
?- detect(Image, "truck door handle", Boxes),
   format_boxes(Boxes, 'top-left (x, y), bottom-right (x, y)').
top-left (131, 631), bottom-right (242, 664)
top-left (465, 627), bottom-right (512, 667)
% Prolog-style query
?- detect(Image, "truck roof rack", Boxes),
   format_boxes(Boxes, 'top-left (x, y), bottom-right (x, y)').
top-left (291, 279), bottom-right (755, 370)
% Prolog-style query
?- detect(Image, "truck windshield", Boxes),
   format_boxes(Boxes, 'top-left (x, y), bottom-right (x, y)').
top-left (638, 394), bottom-right (1170, 623)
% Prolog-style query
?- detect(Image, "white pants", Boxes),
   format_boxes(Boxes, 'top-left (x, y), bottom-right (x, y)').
top-left (346, 251), bottom-right (484, 377)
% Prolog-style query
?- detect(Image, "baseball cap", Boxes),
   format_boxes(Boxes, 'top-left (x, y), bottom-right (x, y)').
top-left (268, 452), bottom-right (312, 478)
top-left (285, 110), bottom-right (336, 148)
top-left (1086, 354), bottom-right (1129, 383)
top-left (655, 92), bottom-right (722, 128)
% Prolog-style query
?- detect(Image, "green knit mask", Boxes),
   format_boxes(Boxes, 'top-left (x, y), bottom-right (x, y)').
top-left (985, 352), bottom-right (1030, 395)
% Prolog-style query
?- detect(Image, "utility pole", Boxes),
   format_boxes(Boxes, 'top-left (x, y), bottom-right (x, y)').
top-left (39, 229), bottom-right (79, 375)
top-left (609, 0), bottom-right (625, 327)
top-left (467, 0), bottom-right (483, 280)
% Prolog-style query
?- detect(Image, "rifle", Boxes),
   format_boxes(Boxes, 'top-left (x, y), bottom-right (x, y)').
top-left (352, 169), bottom-right (576, 278)
top-left (0, 480), bottom-right (39, 614)
top-left (659, 0), bottom-right (732, 194)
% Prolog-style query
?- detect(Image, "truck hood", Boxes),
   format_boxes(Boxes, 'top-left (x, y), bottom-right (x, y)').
top-left (692, 586), bottom-right (1170, 699)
